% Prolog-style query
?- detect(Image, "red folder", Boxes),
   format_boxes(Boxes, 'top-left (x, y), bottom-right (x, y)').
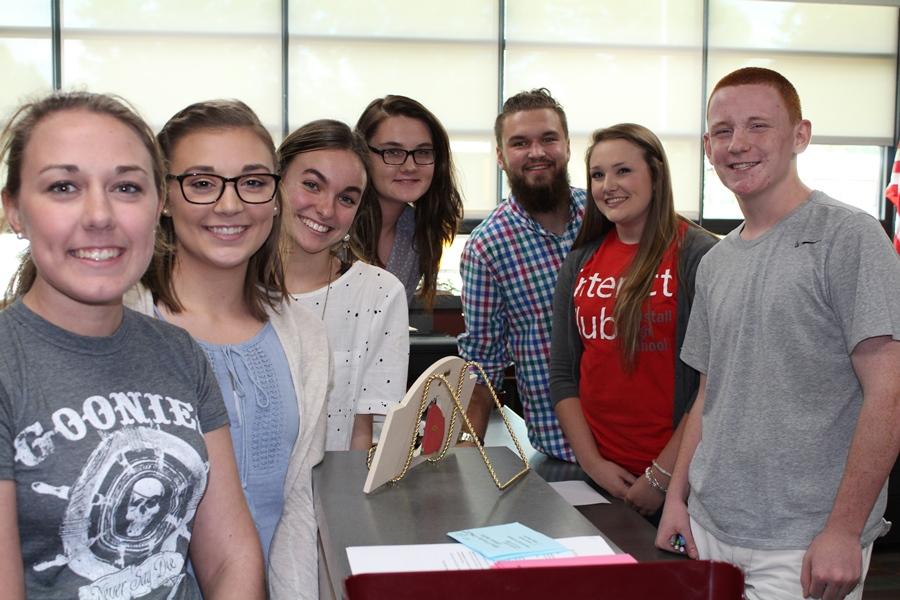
top-left (345, 560), bottom-right (743, 599)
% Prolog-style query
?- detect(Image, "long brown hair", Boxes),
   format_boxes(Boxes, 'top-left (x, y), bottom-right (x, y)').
top-left (144, 99), bottom-right (288, 321)
top-left (354, 95), bottom-right (462, 306)
top-left (1, 91), bottom-right (165, 303)
top-left (575, 123), bottom-right (690, 369)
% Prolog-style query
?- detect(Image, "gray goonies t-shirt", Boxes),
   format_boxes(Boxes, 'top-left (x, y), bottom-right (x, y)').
top-left (0, 301), bottom-right (228, 599)
top-left (681, 191), bottom-right (900, 550)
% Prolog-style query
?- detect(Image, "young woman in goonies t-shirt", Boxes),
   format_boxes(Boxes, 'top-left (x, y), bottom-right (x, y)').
top-left (0, 91), bottom-right (263, 599)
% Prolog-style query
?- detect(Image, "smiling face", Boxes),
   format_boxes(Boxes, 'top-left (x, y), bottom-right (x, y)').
top-left (588, 138), bottom-right (654, 244)
top-left (497, 108), bottom-right (570, 190)
top-left (282, 148), bottom-right (367, 257)
top-left (367, 115), bottom-right (434, 206)
top-left (165, 127), bottom-right (278, 275)
top-left (704, 83), bottom-right (811, 203)
top-left (2, 109), bottom-right (161, 316)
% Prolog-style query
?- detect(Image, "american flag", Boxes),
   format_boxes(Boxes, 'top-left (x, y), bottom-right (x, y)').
top-left (885, 145), bottom-right (900, 253)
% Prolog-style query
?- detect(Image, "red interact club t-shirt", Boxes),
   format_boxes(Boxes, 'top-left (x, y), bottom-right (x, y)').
top-left (574, 228), bottom-right (681, 475)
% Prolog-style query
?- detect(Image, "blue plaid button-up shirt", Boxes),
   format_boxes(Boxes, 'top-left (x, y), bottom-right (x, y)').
top-left (457, 188), bottom-right (586, 462)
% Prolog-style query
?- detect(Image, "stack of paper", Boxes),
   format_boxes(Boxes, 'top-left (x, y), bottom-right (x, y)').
top-left (346, 535), bottom-right (623, 574)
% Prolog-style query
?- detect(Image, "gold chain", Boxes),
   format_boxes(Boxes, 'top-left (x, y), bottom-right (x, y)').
top-left (366, 361), bottom-right (530, 491)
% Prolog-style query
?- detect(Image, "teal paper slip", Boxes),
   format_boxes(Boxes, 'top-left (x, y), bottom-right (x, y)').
top-left (447, 522), bottom-right (570, 561)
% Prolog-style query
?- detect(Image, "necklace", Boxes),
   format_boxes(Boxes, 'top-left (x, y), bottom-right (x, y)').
top-left (320, 256), bottom-right (336, 320)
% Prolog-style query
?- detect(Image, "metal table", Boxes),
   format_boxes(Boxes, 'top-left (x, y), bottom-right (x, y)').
top-left (315, 408), bottom-right (678, 599)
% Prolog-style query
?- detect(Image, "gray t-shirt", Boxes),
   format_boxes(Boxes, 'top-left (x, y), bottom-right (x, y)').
top-left (682, 191), bottom-right (900, 550)
top-left (0, 301), bottom-right (228, 598)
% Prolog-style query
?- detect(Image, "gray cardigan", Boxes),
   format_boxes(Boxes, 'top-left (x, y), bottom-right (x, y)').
top-left (549, 225), bottom-right (717, 426)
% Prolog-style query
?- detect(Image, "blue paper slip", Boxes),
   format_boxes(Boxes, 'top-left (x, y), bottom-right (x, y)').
top-left (447, 522), bottom-right (570, 561)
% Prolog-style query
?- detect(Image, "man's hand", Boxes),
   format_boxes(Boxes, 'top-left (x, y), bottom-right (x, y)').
top-left (801, 528), bottom-right (862, 600)
top-left (655, 497), bottom-right (699, 559)
top-left (583, 459), bottom-right (635, 499)
top-left (624, 473), bottom-right (664, 516)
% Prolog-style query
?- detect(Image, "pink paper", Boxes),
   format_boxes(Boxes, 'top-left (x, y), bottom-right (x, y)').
top-left (492, 554), bottom-right (637, 569)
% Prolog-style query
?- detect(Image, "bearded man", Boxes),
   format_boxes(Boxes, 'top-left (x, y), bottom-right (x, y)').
top-left (457, 88), bottom-right (585, 461)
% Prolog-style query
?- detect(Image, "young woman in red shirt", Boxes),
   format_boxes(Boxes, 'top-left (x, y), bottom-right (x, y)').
top-left (550, 123), bottom-right (716, 518)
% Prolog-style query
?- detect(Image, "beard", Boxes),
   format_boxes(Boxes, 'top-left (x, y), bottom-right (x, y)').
top-left (507, 167), bottom-right (571, 215)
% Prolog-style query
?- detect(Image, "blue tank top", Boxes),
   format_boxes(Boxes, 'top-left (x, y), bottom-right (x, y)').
top-left (195, 322), bottom-right (299, 562)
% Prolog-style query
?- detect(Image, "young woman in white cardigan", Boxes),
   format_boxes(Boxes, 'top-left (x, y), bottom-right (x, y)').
top-left (130, 100), bottom-right (327, 599)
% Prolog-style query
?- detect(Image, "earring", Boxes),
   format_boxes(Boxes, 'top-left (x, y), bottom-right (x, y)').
top-left (338, 233), bottom-right (351, 265)
top-left (273, 204), bottom-right (279, 215)
top-left (161, 206), bottom-right (171, 216)
top-left (15, 231), bottom-right (24, 240)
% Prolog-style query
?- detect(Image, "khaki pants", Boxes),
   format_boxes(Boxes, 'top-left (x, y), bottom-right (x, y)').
top-left (690, 516), bottom-right (873, 600)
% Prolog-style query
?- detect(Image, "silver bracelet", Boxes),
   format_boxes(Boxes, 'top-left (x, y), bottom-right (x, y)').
top-left (644, 466), bottom-right (667, 494)
top-left (652, 460), bottom-right (672, 478)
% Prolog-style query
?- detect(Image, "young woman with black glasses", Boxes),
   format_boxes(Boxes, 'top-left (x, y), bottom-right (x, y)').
top-left (353, 95), bottom-right (463, 305)
top-left (130, 100), bottom-right (328, 599)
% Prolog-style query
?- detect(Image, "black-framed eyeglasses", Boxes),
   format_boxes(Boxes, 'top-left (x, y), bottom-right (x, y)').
top-left (368, 145), bottom-right (436, 166)
top-left (166, 172), bottom-right (280, 205)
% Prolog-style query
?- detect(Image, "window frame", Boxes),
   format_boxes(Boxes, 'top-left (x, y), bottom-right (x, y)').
top-left (2, 0), bottom-right (897, 271)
